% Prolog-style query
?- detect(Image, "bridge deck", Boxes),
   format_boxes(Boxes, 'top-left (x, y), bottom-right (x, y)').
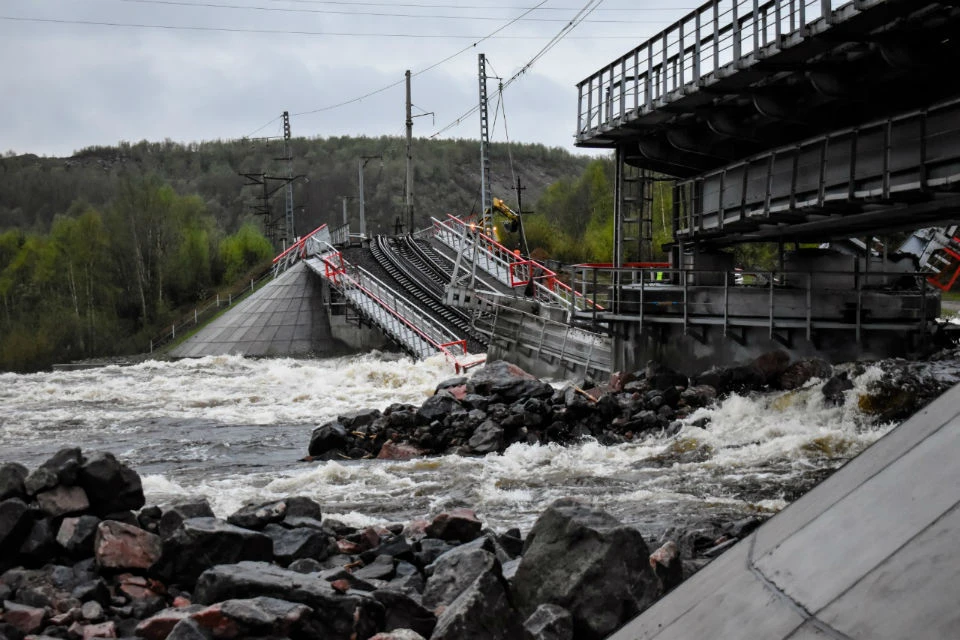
top-left (576, 0), bottom-right (960, 177)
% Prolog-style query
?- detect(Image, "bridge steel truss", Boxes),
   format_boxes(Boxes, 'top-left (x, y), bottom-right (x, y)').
top-left (571, 0), bottom-right (960, 370)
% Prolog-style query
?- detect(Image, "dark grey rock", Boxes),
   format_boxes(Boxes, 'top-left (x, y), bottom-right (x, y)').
top-left (430, 568), bottom-right (523, 640)
top-left (779, 358), bottom-right (833, 390)
top-left (227, 499), bottom-right (288, 530)
top-left (512, 498), bottom-right (658, 640)
top-left (308, 421), bottom-right (350, 457)
top-left (0, 463), bottom-right (28, 501)
top-left (36, 485), bottom-right (89, 518)
top-left (467, 420), bottom-right (503, 454)
top-left (193, 561), bottom-right (383, 640)
top-left (422, 547), bottom-right (498, 611)
top-left (435, 376), bottom-right (468, 393)
top-left (262, 523), bottom-right (330, 565)
top-left (167, 617), bottom-right (211, 640)
top-left (338, 408), bottom-right (381, 430)
top-left (823, 371), bottom-right (854, 406)
top-left (415, 539), bottom-right (454, 568)
top-left (217, 596), bottom-right (313, 638)
top-left (417, 394), bottom-right (461, 423)
top-left (156, 517), bottom-right (273, 586)
top-left (159, 501), bottom-right (215, 539)
top-left (19, 518), bottom-right (58, 564)
top-left (354, 554), bottom-right (396, 581)
top-left (372, 588), bottom-right (436, 638)
top-left (467, 361), bottom-right (554, 401)
top-left (77, 452), bottom-right (144, 516)
top-left (283, 496), bottom-right (323, 521)
top-left (424, 509), bottom-right (482, 544)
top-left (524, 603), bottom-right (573, 640)
top-left (0, 498), bottom-right (32, 569)
top-left (289, 557), bottom-right (324, 574)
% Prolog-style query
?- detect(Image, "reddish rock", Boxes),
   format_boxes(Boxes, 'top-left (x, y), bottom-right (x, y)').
top-left (358, 526), bottom-right (383, 551)
top-left (192, 604), bottom-right (240, 638)
top-left (330, 579), bottom-right (351, 593)
top-left (337, 538), bottom-right (363, 554)
top-left (649, 540), bottom-right (683, 594)
top-left (173, 596), bottom-right (192, 607)
top-left (81, 620), bottom-right (117, 639)
top-left (377, 441), bottom-right (427, 461)
top-left (117, 574), bottom-right (163, 600)
top-left (4, 601), bottom-right (46, 634)
top-left (94, 520), bottom-right (162, 571)
top-left (37, 484), bottom-right (90, 517)
top-left (401, 518), bottom-right (430, 542)
top-left (135, 605), bottom-right (206, 640)
top-left (370, 631), bottom-right (427, 640)
top-left (425, 509), bottom-right (482, 543)
top-left (751, 350), bottom-right (791, 384)
top-left (608, 371), bottom-right (636, 393)
top-left (446, 385), bottom-right (468, 401)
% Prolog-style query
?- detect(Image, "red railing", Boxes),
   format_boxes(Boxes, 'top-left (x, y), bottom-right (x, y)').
top-left (433, 215), bottom-right (604, 311)
top-left (926, 237), bottom-right (960, 291)
top-left (272, 224), bottom-right (328, 264)
top-left (317, 248), bottom-right (484, 373)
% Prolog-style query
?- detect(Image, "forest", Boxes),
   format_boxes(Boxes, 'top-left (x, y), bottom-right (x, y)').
top-left (1, 136), bottom-right (675, 372)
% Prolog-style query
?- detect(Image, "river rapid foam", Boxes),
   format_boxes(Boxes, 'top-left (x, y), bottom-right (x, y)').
top-left (2, 352), bottom-right (954, 539)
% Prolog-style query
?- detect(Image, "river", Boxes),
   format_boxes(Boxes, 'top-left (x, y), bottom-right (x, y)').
top-left (1, 352), bottom-right (955, 540)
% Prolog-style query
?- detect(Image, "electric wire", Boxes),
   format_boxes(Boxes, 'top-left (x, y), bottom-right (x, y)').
top-left (288, 0), bottom-right (546, 118)
top-left (0, 14), bottom-right (634, 38)
top-left (117, 0), bottom-right (677, 23)
top-left (429, 0), bottom-right (603, 139)
top-left (276, 0), bottom-right (696, 11)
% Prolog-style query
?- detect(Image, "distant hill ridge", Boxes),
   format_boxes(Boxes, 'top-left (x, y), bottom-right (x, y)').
top-left (0, 136), bottom-right (594, 235)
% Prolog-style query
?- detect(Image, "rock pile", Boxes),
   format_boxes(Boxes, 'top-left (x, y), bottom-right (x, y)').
top-left (308, 354), bottom-right (909, 461)
top-left (0, 450), bottom-right (762, 640)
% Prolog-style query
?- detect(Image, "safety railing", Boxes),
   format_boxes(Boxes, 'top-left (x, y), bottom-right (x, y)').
top-left (577, 0), bottom-right (854, 139)
top-left (568, 263), bottom-right (940, 345)
top-left (473, 294), bottom-right (613, 378)
top-left (272, 224), bottom-right (330, 275)
top-left (307, 246), bottom-right (485, 372)
top-left (431, 215), bottom-right (603, 313)
top-left (674, 99), bottom-right (960, 239)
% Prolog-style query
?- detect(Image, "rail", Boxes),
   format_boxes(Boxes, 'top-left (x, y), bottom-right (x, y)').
top-left (308, 245), bottom-right (485, 373)
top-left (577, 0), bottom-right (855, 140)
top-left (568, 264), bottom-right (940, 345)
top-left (431, 215), bottom-right (603, 313)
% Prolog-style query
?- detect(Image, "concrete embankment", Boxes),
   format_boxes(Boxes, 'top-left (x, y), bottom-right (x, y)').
top-left (609, 380), bottom-right (960, 640)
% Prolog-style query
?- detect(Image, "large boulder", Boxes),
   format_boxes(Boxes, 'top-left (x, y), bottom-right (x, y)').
top-left (512, 498), bottom-right (658, 640)
top-left (227, 499), bottom-right (289, 530)
top-left (467, 420), bottom-right (503, 454)
top-left (158, 501), bottom-right (215, 538)
top-left (371, 588), bottom-right (436, 638)
top-left (424, 509), bottom-right (482, 544)
top-left (57, 515), bottom-right (101, 557)
top-left (0, 498), bottom-right (32, 569)
top-left (422, 547), bottom-right (498, 611)
top-left (78, 452), bottom-right (145, 516)
top-left (466, 361), bottom-right (553, 401)
top-left (156, 517), bottom-right (273, 586)
top-left (37, 485), bottom-right (90, 518)
top-left (0, 462), bottom-right (28, 501)
top-left (94, 520), bottom-right (162, 571)
top-left (430, 569), bottom-right (524, 640)
top-left (262, 523), bottom-right (331, 565)
top-left (24, 448), bottom-right (83, 496)
top-left (308, 421), bottom-right (351, 458)
top-left (193, 561), bottom-right (383, 640)
top-left (193, 597), bottom-right (313, 639)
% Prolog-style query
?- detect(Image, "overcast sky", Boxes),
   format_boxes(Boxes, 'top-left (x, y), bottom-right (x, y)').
top-left (2, 0), bottom-right (693, 157)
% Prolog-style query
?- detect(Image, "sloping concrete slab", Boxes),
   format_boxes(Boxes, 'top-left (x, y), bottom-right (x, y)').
top-left (609, 382), bottom-right (960, 640)
top-left (169, 262), bottom-right (335, 358)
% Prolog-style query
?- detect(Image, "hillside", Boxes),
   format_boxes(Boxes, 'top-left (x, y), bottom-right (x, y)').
top-left (0, 136), bottom-right (594, 238)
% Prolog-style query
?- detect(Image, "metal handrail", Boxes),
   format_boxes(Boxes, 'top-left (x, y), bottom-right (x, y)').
top-left (431, 215), bottom-right (603, 313)
top-left (310, 246), bottom-right (485, 372)
top-left (577, 0), bottom-right (852, 138)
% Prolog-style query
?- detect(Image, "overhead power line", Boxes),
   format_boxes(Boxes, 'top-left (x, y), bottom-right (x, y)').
top-left (429, 0), bottom-right (604, 139)
top-left (274, 0), bottom-right (695, 11)
top-left (0, 14), bottom-right (640, 38)
top-left (119, 0), bottom-right (679, 23)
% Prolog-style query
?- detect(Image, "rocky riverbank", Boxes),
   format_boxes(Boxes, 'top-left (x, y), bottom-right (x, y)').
top-left (1, 449), bottom-right (754, 640)
top-left (3, 349), bottom-right (958, 640)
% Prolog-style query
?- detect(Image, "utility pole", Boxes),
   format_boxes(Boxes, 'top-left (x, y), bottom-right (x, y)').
top-left (405, 70), bottom-right (414, 235)
top-left (340, 196), bottom-right (350, 227)
top-left (358, 154), bottom-right (382, 239)
top-left (515, 175), bottom-right (530, 256)
top-left (478, 54), bottom-right (492, 231)
top-left (281, 111), bottom-right (295, 245)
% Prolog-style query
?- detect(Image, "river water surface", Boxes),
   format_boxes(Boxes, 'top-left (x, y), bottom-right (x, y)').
top-left (2, 352), bottom-right (956, 540)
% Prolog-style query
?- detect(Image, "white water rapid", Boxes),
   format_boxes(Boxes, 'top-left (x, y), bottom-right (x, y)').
top-left (2, 352), bottom-right (956, 539)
